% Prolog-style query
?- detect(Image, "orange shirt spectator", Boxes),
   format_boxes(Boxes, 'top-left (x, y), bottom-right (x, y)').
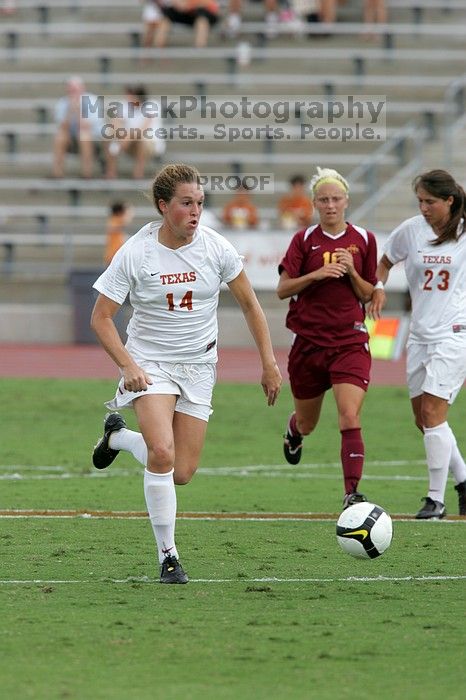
top-left (104, 202), bottom-right (134, 265)
top-left (222, 187), bottom-right (259, 229)
top-left (278, 174), bottom-right (314, 229)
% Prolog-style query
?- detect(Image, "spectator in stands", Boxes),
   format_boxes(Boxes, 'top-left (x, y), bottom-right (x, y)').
top-left (154, 0), bottom-right (220, 48)
top-left (319, 0), bottom-right (338, 24)
top-left (289, 1), bottom-right (340, 38)
top-left (290, 0), bottom-right (320, 26)
top-left (141, 1), bottom-right (164, 48)
top-left (363, 0), bottom-right (387, 26)
top-left (1, 0), bottom-right (16, 14)
top-left (369, 169), bottom-right (466, 519)
top-left (104, 201), bottom-right (134, 266)
top-left (277, 174), bottom-right (314, 229)
top-left (104, 85), bottom-right (166, 180)
top-left (222, 184), bottom-right (259, 229)
top-left (224, 0), bottom-right (280, 39)
top-left (278, 167), bottom-right (378, 509)
top-left (90, 162), bottom-right (281, 584)
top-left (52, 76), bottom-right (101, 179)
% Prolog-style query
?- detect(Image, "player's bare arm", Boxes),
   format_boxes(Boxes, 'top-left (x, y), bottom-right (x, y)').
top-left (228, 271), bottom-right (282, 406)
top-left (367, 254), bottom-right (393, 319)
top-left (277, 265), bottom-right (346, 300)
top-left (90, 293), bottom-right (153, 391)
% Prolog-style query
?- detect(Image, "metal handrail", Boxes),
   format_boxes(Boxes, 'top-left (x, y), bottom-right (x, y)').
top-left (443, 73), bottom-right (466, 165)
top-left (347, 121), bottom-right (427, 222)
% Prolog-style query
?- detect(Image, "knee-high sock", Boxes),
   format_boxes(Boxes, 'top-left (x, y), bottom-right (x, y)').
top-left (423, 422), bottom-right (451, 503)
top-left (446, 424), bottom-right (466, 485)
top-left (340, 428), bottom-right (364, 494)
top-left (109, 428), bottom-right (148, 467)
top-left (143, 468), bottom-right (178, 564)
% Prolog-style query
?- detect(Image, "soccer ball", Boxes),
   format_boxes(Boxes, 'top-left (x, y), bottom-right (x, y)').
top-left (336, 502), bottom-right (393, 559)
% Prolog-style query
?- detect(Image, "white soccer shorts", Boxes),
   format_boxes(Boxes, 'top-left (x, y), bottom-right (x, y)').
top-left (406, 334), bottom-right (466, 404)
top-left (105, 360), bottom-right (216, 421)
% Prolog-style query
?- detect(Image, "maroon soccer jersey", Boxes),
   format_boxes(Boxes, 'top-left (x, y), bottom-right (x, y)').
top-left (278, 223), bottom-right (378, 347)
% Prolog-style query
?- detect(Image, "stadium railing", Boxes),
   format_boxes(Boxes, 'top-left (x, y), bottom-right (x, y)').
top-left (3, 46), bottom-right (466, 81)
top-left (443, 72), bottom-right (466, 165)
top-left (2, 20), bottom-right (466, 45)
top-left (347, 121), bottom-right (428, 222)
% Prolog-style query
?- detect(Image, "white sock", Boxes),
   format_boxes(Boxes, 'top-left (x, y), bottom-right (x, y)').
top-left (446, 425), bottom-right (466, 485)
top-left (423, 422), bottom-right (451, 503)
top-left (109, 428), bottom-right (148, 467)
top-left (143, 468), bottom-right (178, 564)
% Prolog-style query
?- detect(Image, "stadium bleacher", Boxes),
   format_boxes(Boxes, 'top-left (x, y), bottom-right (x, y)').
top-left (1, 0), bottom-right (466, 342)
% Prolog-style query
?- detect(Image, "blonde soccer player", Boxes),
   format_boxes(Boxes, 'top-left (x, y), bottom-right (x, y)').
top-left (278, 167), bottom-right (378, 510)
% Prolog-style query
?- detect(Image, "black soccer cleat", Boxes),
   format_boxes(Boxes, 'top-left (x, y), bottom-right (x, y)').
top-left (454, 481), bottom-right (466, 516)
top-left (92, 412), bottom-right (127, 470)
top-left (283, 416), bottom-right (303, 465)
top-left (342, 491), bottom-right (367, 510)
top-left (160, 555), bottom-right (189, 584)
top-left (415, 496), bottom-right (446, 520)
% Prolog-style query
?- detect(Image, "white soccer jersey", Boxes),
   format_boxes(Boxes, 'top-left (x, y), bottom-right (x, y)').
top-left (384, 215), bottom-right (466, 342)
top-left (93, 221), bottom-right (243, 362)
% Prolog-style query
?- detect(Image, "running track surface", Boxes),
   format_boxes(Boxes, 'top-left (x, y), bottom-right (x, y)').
top-left (0, 344), bottom-right (406, 385)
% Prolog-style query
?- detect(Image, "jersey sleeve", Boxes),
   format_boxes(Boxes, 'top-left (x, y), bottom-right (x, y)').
top-left (220, 237), bottom-right (244, 283)
top-left (362, 231), bottom-right (378, 285)
top-left (278, 231), bottom-right (305, 278)
top-left (384, 221), bottom-right (411, 265)
top-left (93, 241), bottom-right (135, 305)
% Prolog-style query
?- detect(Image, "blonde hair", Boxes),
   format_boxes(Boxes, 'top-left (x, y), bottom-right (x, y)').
top-left (309, 167), bottom-right (349, 196)
top-left (151, 163), bottom-right (201, 214)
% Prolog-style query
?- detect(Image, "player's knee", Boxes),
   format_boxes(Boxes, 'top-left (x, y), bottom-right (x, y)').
top-left (146, 443), bottom-right (174, 470)
top-left (420, 404), bottom-right (440, 428)
top-left (296, 418), bottom-right (316, 435)
top-left (174, 471), bottom-right (193, 486)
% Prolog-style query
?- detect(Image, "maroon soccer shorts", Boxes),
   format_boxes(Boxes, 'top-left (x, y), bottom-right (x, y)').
top-left (288, 335), bottom-right (371, 399)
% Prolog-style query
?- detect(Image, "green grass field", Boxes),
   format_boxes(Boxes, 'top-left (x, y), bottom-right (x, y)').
top-left (1, 378), bottom-right (465, 700)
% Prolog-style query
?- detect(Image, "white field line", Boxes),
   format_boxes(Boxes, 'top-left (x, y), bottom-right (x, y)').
top-left (0, 575), bottom-right (465, 585)
top-left (0, 513), bottom-right (464, 523)
top-left (0, 460), bottom-right (428, 482)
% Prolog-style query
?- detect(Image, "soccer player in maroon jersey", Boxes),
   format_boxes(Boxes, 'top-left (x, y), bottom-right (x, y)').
top-left (277, 167), bottom-right (378, 509)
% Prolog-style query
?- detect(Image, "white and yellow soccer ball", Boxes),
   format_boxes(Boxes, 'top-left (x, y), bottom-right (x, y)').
top-left (336, 502), bottom-right (393, 559)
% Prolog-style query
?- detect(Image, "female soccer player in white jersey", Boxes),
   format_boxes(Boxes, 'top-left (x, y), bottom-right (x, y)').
top-left (90, 163), bottom-right (282, 583)
top-left (370, 169), bottom-right (466, 519)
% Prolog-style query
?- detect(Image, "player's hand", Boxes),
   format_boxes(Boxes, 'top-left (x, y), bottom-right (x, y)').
top-left (261, 363), bottom-right (282, 406)
top-left (367, 289), bottom-right (386, 319)
top-left (122, 363), bottom-right (153, 392)
top-left (315, 262), bottom-right (346, 280)
top-left (335, 247), bottom-right (355, 275)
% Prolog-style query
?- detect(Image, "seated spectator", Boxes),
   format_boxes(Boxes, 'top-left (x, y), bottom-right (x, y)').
top-left (104, 201), bottom-right (134, 265)
top-left (291, 0), bottom-right (320, 25)
top-left (155, 0), bottom-right (220, 48)
top-left (222, 185), bottom-right (259, 230)
top-left (1, 0), bottom-right (16, 14)
top-left (52, 76), bottom-right (102, 178)
top-left (142, 1), bottom-right (164, 48)
top-left (363, 0), bottom-right (387, 25)
top-left (224, 0), bottom-right (280, 39)
top-left (319, 0), bottom-right (338, 24)
top-left (277, 174), bottom-right (314, 229)
top-left (104, 84), bottom-right (166, 180)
